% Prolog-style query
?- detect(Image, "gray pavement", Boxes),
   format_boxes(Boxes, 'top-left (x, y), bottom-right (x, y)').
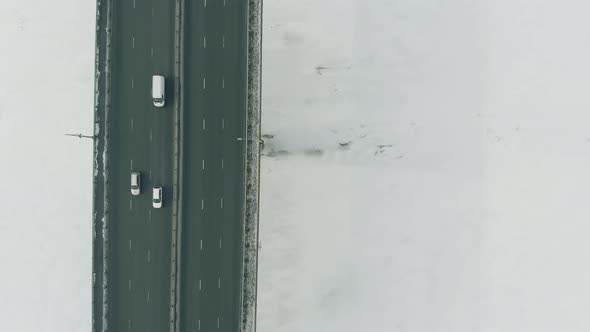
top-left (93, 0), bottom-right (249, 331)
top-left (107, 0), bottom-right (175, 331)
top-left (179, 0), bottom-right (247, 331)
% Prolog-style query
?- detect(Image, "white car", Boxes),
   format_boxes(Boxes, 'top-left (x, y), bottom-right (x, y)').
top-left (152, 186), bottom-right (163, 208)
top-left (130, 172), bottom-right (141, 195)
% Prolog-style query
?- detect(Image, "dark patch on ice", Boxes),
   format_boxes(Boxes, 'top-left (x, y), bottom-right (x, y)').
top-left (338, 141), bottom-right (351, 150)
top-left (261, 133), bottom-right (274, 139)
top-left (269, 24), bottom-right (282, 31)
top-left (304, 148), bottom-right (324, 156)
top-left (315, 66), bottom-right (328, 75)
top-left (315, 64), bottom-right (352, 75)
top-left (265, 149), bottom-right (290, 157)
top-left (375, 144), bottom-right (393, 156)
top-left (318, 286), bottom-right (345, 308)
top-left (283, 31), bottom-right (302, 47)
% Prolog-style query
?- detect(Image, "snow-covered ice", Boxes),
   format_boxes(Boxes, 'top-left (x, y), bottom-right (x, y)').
top-left (258, 0), bottom-right (590, 331)
top-left (0, 1), bottom-right (95, 332)
top-left (2, 0), bottom-right (590, 331)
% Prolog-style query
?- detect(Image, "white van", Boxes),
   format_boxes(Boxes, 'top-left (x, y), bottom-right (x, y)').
top-left (152, 75), bottom-right (165, 107)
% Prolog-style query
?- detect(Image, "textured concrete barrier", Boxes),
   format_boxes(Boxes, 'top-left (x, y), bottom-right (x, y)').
top-left (101, 0), bottom-right (114, 331)
top-left (170, 0), bottom-right (185, 331)
top-left (91, 0), bottom-right (109, 331)
top-left (240, 0), bottom-right (263, 331)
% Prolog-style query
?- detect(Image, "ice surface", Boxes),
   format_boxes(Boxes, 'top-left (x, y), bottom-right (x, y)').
top-left (0, 1), bottom-right (95, 332)
top-left (258, 0), bottom-right (590, 331)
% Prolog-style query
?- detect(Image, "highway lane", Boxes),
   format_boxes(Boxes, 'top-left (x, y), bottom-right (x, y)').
top-left (180, 0), bottom-right (248, 331)
top-left (108, 0), bottom-right (175, 331)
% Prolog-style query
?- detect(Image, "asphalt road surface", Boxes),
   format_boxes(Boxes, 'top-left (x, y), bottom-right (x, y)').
top-left (104, 0), bottom-right (247, 331)
top-left (179, 0), bottom-right (247, 331)
top-left (108, 1), bottom-right (175, 331)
